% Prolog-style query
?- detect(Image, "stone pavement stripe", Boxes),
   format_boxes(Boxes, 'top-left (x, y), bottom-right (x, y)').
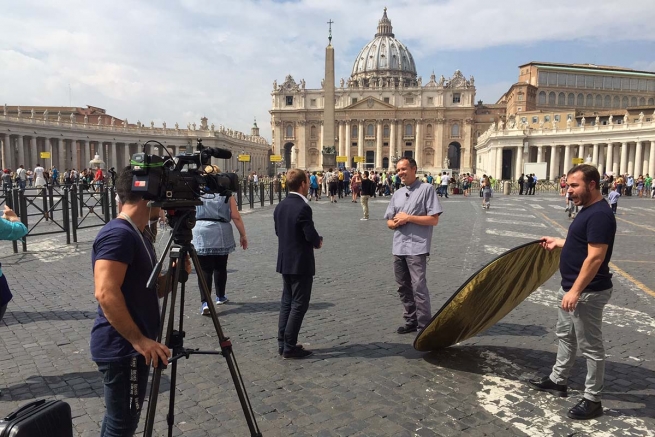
top-left (529, 204), bottom-right (544, 209)
top-left (485, 218), bottom-right (547, 228)
top-left (615, 216), bottom-right (655, 233)
top-left (485, 211), bottom-right (536, 218)
top-left (484, 245), bottom-right (509, 255)
top-left (485, 229), bottom-right (543, 240)
top-left (536, 210), bottom-right (655, 299)
top-left (477, 362), bottom-right (655, 437)
top-left (529, 288), bottom-right (655, 337)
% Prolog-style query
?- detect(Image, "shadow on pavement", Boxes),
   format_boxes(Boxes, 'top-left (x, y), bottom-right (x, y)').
top-left (0, 372), bottom-right (170, 402)
top-left (423, 345), bottom-right (655, 420)
top-left (478, 322), bottom-right (549, 337)
top-left (1, 310), bottom-right (96, 326)
top-left (215, 301), bottom-right (334, 317)
top-left (315, 342), bottom-right (423, 360)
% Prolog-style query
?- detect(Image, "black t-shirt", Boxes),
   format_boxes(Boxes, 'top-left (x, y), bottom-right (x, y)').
top-left (90, 219), bottom-right (160, 362)
top-left (560, 199), bottom-right (616, 292)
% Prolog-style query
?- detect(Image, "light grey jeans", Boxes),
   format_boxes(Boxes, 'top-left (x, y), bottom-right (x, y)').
top-left (393, 255), bottom-right (431, 329)
top-left (549, 287), bottom-right (612, 402)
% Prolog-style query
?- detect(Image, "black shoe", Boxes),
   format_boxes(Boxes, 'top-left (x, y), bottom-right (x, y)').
top-left (396, 324), bottom-right (418, 334)
top-left (567, 398), bottom-right (603, 420)
top-left (283, 347), bottom-right (313, 359)
top-left (528, 376), bottom-right (567, 397)
top-left (279, 344), bottom-right (304, 356)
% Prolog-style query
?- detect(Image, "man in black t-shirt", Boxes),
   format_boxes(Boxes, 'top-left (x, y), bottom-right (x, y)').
top-left (529, 164), bottom-right (616, 421)
top-left (91, 167), bottom-right (190, 436)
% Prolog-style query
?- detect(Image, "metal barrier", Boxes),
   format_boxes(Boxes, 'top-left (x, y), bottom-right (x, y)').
top-left (235, 181), bottom-right (289, 210)
top-left (70, 184), bottom-right (115, 243)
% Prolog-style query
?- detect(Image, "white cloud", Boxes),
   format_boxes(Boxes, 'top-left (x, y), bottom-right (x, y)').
top-left (1, 0), bottom-right (654, 141)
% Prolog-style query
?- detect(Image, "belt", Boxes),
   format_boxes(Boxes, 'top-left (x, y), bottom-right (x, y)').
top-left (196, 218), bottom-right (229, 223)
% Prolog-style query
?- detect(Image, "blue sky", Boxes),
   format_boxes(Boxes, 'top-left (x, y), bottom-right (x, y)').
top-left (1, 0), bottom-right (654, 141)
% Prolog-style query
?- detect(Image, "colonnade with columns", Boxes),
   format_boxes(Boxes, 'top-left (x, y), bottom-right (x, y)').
top-left (486, 139), bottom-right (655, 181)
top-left (0, 131), bottom-right (270, 175)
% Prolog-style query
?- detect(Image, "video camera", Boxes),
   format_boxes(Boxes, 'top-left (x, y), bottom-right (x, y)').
top-left (130, 139), bottom-right (239, 206)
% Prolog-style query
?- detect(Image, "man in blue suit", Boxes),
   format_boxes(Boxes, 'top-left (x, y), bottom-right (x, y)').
top-left (274, 169), bottom-right (323, 359)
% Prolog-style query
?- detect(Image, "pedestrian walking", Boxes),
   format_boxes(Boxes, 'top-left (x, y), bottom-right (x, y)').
top-left (481, 176), bottom-right (492, 209)
top-left (0, 205), bottom-right (28, 322)
top-left (607, 185), bottom-right (620, 214)
top-left (360, 170), bottom-right (376, 220)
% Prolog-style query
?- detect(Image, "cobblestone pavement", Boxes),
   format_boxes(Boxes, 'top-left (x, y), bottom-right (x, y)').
top-left (1, 192), bottom-right (654, 436)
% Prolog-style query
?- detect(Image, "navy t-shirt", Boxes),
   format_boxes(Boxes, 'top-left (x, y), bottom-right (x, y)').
top-left (90, 219), bottom-right (160, 362)
top-left (560, 200), bottom-right (616, 292)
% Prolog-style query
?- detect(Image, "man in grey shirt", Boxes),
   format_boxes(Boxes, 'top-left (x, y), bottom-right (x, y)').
top-left (384, 157), bottom-right (442, 334)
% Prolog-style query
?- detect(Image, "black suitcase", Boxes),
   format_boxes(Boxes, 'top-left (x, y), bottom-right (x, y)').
top-left (0, 399), bottom-right (73, 437)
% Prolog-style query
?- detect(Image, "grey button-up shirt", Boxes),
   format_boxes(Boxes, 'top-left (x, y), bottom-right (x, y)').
top-left (384, 179), bottom-right (442, 256)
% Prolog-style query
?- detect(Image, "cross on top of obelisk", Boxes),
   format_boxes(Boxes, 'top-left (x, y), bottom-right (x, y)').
top-left (327, 19), bottom-right (334, 44)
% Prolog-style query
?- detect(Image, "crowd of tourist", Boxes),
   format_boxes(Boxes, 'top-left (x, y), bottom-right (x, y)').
top-left (1, 165), bottom-right (112, 194)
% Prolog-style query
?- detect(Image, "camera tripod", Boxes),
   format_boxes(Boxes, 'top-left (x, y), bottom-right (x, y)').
top-left (142, 203), bottom-right (262, 437)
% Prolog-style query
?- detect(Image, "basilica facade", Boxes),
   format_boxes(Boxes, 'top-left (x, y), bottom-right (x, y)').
top-left (270, 9), bottom-right (477, 174)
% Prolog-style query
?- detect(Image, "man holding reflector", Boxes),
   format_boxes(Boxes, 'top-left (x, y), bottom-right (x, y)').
top-left (529, 164), bottom-right (616, 421)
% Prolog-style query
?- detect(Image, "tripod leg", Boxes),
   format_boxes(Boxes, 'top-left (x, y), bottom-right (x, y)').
top-left (188, 247), bottom-right (262, 437)
top-left (143, 247), bottom-right (183, 437)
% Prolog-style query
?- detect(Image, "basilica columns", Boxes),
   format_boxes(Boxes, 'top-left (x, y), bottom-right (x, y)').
top-left (338, 122), bottom-right (345, 157)
top-left (388, 121), bottom-right (396, 171)
top-left (563, 145), bottom-right (571, 172)
top-left (649, 140), bottom-right (655, 177)
top-left (536, 145), bottom-right (543, 163)
top-left (345, 122), bottom-right (351, 167)
top-left (357, 121), bottom-right (364, 170)
top-left (415, 121), bottom-right (422, 169)
top-left (606, 143), bottom-right (613, 175)
top-left (634, 141), bottom-right (643, 177)
top-left (495, 147), bottom-right (503, 179)
top-left (619, 142), bottom-right (628, 175)
top-left (592, 143), bottom-right (599, 167)
top-left (376, 121), bottom-right (383, 169)
top-left (597, 144), bottom-right (605, 176)
top-left (549, 145), bottom-right (558, 180)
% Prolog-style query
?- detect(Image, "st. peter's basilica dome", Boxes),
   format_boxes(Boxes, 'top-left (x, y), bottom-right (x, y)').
top-left (350, 8), bottom-right (418, 88)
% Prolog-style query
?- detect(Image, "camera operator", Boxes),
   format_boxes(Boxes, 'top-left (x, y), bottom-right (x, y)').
top-left (90, 166), bottom-right (190, 436)
top-left (192, 165), bottom-right (247, 315)
top-left (0, 205), bottom-right (28, 322)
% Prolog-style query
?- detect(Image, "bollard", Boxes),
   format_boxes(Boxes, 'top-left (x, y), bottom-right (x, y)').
top-left (47, 185), bottom-right (56, 221)
top-left (110, 186), bottom-right (117, 218)
top-left (269, 182), bottom-right (274, 205)
top-left (236, 180), bottom-right (243, 211)
top-left (19, 191), bottom-right (28, 252)
top-left (63, 187), bottom-right (71, 244)
top-left (503, 181), bottom-right (511, 195)
top-left (260, 183), bottom-right (265, 207)
top-left (249, 182), bottom-right (255, 209)
top-left (70, 185), bottom-right (78, 243)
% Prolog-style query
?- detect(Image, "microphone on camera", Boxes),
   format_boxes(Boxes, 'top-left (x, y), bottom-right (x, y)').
top-left (205, 147), bottom-right (233, 159)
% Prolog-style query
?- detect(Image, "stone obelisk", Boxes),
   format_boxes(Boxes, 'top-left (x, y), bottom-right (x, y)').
top-left (322, 19), bottom-right (336, 170)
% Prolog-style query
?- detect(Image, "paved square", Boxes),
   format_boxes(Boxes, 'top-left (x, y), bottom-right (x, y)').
top-left (1, 192), bottom-right (654, 436)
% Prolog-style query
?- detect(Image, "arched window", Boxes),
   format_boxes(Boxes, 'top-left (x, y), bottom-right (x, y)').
top-left (426, 124), bottom-right (433, 136)
top-left (586, 94), bottom-right (593, 107)
top-left (451, 123), bottom-right (460, 137)
top-left (639, 97), bottom-right (646, 105)
top-left (405, 123), bottom-right (413, 136)
top-left (367, 124), bottom-right (374, 136)
top-left (383, 124), bottom-right (390, 138)
top-left (649, 98), bottom-right (655, 105)
top-left (351, 124), bottom-right (358, 138)
top-left (558, 92), bottom-right (565, 105)
top-left (538, 91), bottom-right (546, 105)
top-left (631, 96), bottom-right (637, 106)
top-left (285, 125), bottom-right (293, 138)
top-left (622, 96), bottom-right (628, 108)
top-left (613, 96), bottom-right (620, 108)
top-left (567, 93), bottom-right (575, 106)
top-left (310, 125), bottom-right (316, 138)
top-left (548, 92), bottom-right (556, 106)
top-left (604, 95), bottom-right (611, 107)
top-left (595, 95), bottom-right (602, 107)
top-left (577, 93), bottom-right (584, 106)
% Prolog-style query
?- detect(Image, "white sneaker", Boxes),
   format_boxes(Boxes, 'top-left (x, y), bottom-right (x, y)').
top-left (360, 218), bottom-right (368, 221)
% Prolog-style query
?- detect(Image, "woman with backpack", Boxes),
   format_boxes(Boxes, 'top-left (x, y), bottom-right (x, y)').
top-left (327, 168), bottom-right (339, 203)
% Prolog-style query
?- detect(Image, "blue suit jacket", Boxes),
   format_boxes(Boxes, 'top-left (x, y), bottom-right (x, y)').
top-left (274, 194), bottom-right (321, 276)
